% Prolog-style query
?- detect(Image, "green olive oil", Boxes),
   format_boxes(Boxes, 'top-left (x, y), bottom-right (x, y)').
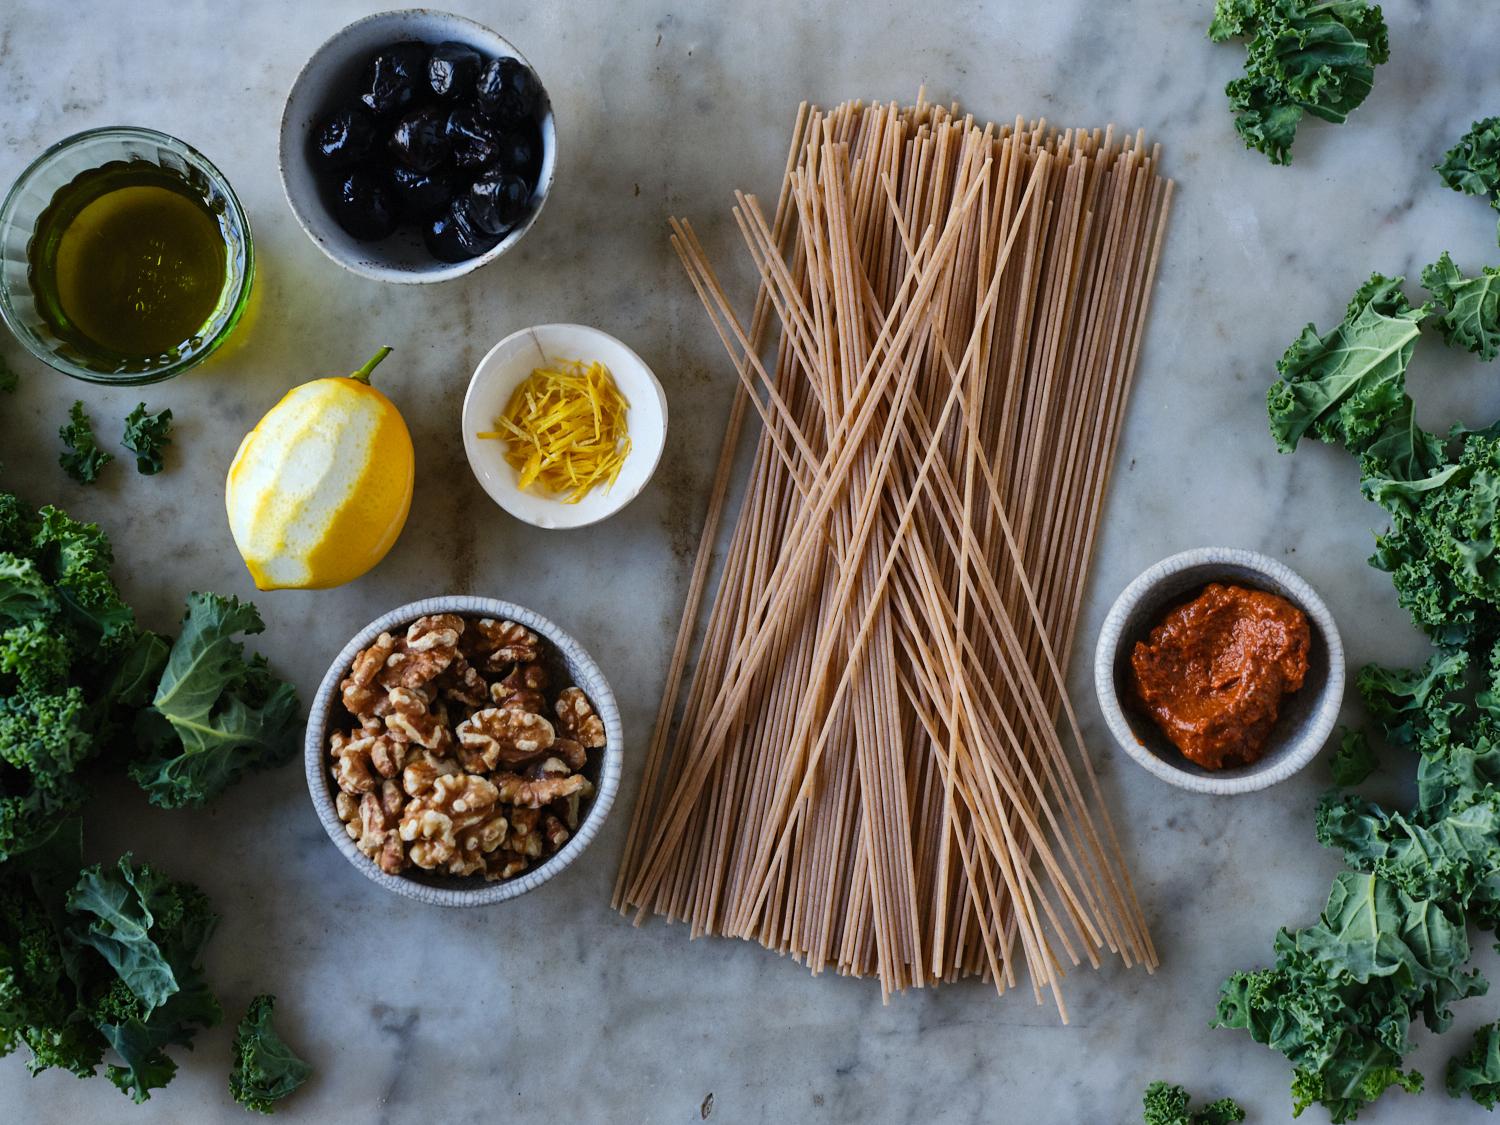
top-left (28, 163), bottom-right (230, 365)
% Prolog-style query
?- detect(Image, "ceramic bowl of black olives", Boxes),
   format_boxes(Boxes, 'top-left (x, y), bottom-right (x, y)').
top-left (279, 9), bottom-right (555, 282)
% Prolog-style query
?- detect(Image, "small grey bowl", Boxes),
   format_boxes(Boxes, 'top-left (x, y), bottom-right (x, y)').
top-left (279, 9), bottom-right (557, 283)
top-left (1093, 547), bottom-right (1344, 795)
top-left (305, 596), bottom-right (622, 905)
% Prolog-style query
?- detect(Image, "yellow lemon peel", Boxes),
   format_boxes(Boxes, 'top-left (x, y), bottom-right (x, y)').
top-left (480, 359), bottom-right (631, 503)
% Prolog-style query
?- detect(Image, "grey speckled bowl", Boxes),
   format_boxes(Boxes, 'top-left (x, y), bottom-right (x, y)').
top-left (305, 596), bottom-right (622, 906)
top-left (1093, 547), bottom-right (1344, 795)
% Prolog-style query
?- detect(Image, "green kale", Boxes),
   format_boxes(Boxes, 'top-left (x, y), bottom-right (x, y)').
top-left (1331, 727), bottom-right (1379, 786)
top-left (57, 401), bottom-right (112, 485)
top-left (1214, 872), bottom-right (1473, 1122)
top-left (1448, 1021), bottom-right (1500, 1110)
top-left (130, 593), bottom-right (299, 809)
top-left (1142, 1079), bottom-right (1246, 1124)
top-left (230, 994), bottom-right (312, 1114)
top-left (120, 404), bottom-right (172, 476)
top-left (1208, 0), bottom-right (1390, 166)
top-left (1437, 118), bottom-right (1500, 243)
top-left (1267, 274), bottom-right (1427, 456)
top-left (1422, 252), bottom-right (1500, 361)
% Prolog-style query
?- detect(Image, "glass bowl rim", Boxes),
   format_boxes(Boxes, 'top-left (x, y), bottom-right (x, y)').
top-left (0, 124), bottom-right (255, 385)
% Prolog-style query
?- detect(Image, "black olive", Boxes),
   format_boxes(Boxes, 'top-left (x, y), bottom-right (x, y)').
top-left (389, 106), bottom-right (450, 173)
top-left (389, 163), bottom-right (454, 219)
top-left (445, 104), bottom-right (502, 169)
top-left (333, 167), bottom-right (398, 241)
top-left (427, 41), bottom-right (482, 100)
top-left (311, 106), bottom-right (379, 170)
top-left (475, 57), bottom-right (539, 124)
top-left (490, 129), bottom-right (538, 181)
top-left (357, 41), bottom-right (428, 118)
top-left (468, 170), bottom-right (530, 236)
top-left (424, 197), bottom-right (500, 262)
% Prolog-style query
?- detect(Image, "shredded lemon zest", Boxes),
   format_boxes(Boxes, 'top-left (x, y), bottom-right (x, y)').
top-left (477, 358), bottom-right (632, 503)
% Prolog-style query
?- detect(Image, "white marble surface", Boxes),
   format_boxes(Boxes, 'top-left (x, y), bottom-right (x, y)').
top-left (2, 1), bottom-right (1499, 1122)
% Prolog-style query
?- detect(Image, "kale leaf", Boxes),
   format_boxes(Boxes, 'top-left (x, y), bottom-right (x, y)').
top-left (1267, 274), bottom-right (1427, 456)
top-left (1437, 118), bottom-right (1500, 243)
top-left (1448, 1021), bottom-right (1500, 1110)
top-left (130, 593), bottom-right (299, 809)
top-left (1208, 0), bottom-right (1390, 166)
top-left (1422, 252), bottom-right (1500, 361)
top-left (1331, 727), bottom-right (1378, 786)
top-left (230, 994), bottom-right (312, 1114)
top-left (1142, 1079), bottom-right (1245, 1124)
top-left (57, 401), bottom-right (113, 485)
top-left (120, 404), bottom-right (172, 476)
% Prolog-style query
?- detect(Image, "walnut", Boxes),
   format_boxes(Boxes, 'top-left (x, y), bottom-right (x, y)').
top-left (402, 750), bottom-right (463, 797)
top-left (481, 850), bottom-right (530, 881)
top-left (493, 662), bottom-right (548, 706)
top-left (550, 738), bottom-right (586, 772)
top-left (553, 791), bottom-right (584, 831)
top-left (493, 770), bottom-right (589, 808)
top-left (358, 791), bottom-right (399, 852)
top-left (436, 654), bottom-right (489, 708)
top-left (455, 706), bottom-right (555, 771)
top-left (377, 834), bottom-right (407, 875)
top-left (335, 790), bottom-right (360, 841)
top-left (341, 632), bottom-right (399, 717)
top-left (329, 731), bottom-right (377, 794)
top-left (399, 774), bottom-right (501, 870)
top-left (385, 686), bottom-right (445, 748)
top-left (368, 735), bottom-right (407, 778)
top-left (443, 811), bottom-right (511, 876)
top-left (407, 613), bottom-right (464, 653)
top-left (489, 681), bottom-right (545, 714)
top-left (380, 779), bottom-right (405, 820)
top-left (541, 813), bottom-right (570, 853)
top-left (466, 618), bottom-right (540, 670)
top-left (555, 687), bottom-right (606, 749)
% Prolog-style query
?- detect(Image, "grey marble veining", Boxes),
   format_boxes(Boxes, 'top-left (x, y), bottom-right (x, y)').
top-left (2, 1), bottom-right (1499, 1122)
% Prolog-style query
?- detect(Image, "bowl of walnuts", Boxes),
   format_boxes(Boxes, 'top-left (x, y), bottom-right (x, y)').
top-left (304, 596), bottom-right (622, 906)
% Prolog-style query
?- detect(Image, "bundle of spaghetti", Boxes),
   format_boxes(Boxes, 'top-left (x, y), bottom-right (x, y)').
top-left (614, 95), bottom-right (1174, 1017)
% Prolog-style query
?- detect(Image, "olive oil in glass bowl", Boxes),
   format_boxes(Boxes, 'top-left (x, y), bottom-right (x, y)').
top-left (0, 127), bottom-right (253, 384)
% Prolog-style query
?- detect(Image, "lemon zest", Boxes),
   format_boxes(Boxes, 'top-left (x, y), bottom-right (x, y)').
top-left (478, 359), bottom-right (632, 503)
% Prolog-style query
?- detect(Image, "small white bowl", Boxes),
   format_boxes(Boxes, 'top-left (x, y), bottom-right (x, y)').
top-left (279, 9), bottom-right (557, 284)
top-left (1093, 547), bottom-right (1345, 795)
top-left (304, 596), bottom-right (623, 907)
top-left (462, 323), bottom-right (668, 529)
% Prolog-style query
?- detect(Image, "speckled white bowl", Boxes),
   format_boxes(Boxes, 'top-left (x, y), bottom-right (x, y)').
top-left (305, 596), bottom-right (622, 905)
top-left (279, 9), bottom-right (557, 283)
top-left (461, 323), bottom-right (668, 529)
top-left (1093, 547), bottom-right (1344, 795)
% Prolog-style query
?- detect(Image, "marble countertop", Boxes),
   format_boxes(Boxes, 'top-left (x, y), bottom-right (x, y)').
top-left (3, 1), bottom-right (1500, 1122)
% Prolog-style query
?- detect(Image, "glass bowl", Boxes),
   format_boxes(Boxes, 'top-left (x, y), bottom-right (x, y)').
top-left (0, 126), bottom-right (254, 385)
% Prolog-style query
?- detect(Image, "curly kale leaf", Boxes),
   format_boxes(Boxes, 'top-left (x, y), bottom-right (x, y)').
top-left (130, 593), bottom-right (300, 809)
top-left (1331, 727), bottom-right (1379, 786)
top-left (1437, 117), bottom-right (1500, 242)
top-left (1422, 252), bottom-right (1500, 361)
top-left (1142, 1079), bottom-right (1245, 1124)
top-left (120, 404), bottom-right (172, 476)
top-left (57, 401), bottom-right (112, 485)
top-left (230, 994), bottom-right (312, 1114)
top-left (1448, 1021), bottom-right (1500, 1110)
top-left (1215, 871), bottom-right (1477, 1123)
top-left (1208, 0), bottom-right (1390, 166)
top-left (1362, 434), bottom-right (1500, 645)
top-left (1267, 274), bottom-right (1428, 456)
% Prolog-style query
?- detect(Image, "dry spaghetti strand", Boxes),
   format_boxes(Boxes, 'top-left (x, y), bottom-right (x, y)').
top-left (615, 96), bottom-right (1173, 1017)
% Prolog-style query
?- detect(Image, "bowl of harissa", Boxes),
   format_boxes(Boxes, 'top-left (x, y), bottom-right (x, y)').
top-left (1093, 546), bottom-right (1345, 796)
top-left (304, 596), bottom-right (622, 906)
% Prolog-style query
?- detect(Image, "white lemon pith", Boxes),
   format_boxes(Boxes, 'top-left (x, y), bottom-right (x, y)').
top-left (226, 351), bottom-right (413, 590)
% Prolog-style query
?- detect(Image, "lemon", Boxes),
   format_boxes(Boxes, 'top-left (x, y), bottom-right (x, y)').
top-left (226, 347), bottom-right (413, 590)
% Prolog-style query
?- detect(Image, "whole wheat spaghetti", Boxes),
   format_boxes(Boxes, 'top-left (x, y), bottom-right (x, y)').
top-left (615, 95), bottom-right (1173, 1017)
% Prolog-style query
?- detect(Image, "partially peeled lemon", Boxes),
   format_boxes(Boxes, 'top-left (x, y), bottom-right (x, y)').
top-left (226, 347), bottom-right (413, 590)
